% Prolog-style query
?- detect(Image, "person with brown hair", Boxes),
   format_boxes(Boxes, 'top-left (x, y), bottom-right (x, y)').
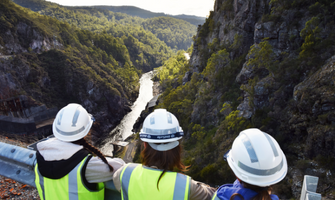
top-left (113, 108), bottom-right (215, 200)
top-left (211, 128), bottom-right (288, 200)
top-left (34, 103), bottom-right (125, 200)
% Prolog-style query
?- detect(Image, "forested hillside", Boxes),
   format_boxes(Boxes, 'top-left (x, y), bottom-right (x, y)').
top-left (142, 17), bottom-right (196, 50)
top-left (12, 0), bottom-right (197, 52)
top-left (155, 0), bottom-right (335, 199)
top-left (0, 0), bottom-right (144, 137)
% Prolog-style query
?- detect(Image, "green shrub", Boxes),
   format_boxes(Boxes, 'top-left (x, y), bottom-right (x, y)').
top-left (191, 124), bottom-right (206, 141)
top-left (221, 0), bottom-right (234, 11)
top-left (261, 14), bottom-right (282, 23)
top-left (316, 154), bottom-right (335, 170)
top-left (247, 38), bottom-right (278, 77)
top-left (199, 163), bottom-right (218, 183)
top-left (309, 2), bottom-right (325, 15)
top-left (220, 110), bottom-right (252, 134)
top-left (295, 159), bottom-right (311, 171)
top-left (299, 17), bottom-right (321, 64)
top-left (317, 113), bottom-right (329, 124)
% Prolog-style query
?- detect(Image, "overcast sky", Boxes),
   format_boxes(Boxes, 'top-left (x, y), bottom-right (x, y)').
top-left (45, 0), bottom-right (215, 17)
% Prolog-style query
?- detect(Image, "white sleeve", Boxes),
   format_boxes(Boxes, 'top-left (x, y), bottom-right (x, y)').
top-left (85, 157), bottom-right (125, 183)
top-left (190, 179), bottom-right (216, 200)
top-left (112, 166), bottom-right (125, 192)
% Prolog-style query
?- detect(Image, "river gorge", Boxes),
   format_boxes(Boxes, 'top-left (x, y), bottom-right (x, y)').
top-left (100, 71), bottom-right (154, 156)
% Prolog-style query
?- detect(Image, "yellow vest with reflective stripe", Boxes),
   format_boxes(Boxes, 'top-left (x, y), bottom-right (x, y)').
top-left (34, 156), bottom-right (104, 200)
top-left (211, 191), bottom-right (220, 200)
top-left (120, 163), bottom-right (191, 200)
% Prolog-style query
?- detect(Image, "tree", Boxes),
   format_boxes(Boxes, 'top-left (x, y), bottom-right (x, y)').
top-left (299, 17), bottom-right (321, 62)
top-left (203, 49), bottom-right (230, 80)
top-left (247, 38), bottom-right (278, 77)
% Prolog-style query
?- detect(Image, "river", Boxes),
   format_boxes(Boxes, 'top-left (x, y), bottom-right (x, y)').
top-left (100, 71), bottom-right (154, 156)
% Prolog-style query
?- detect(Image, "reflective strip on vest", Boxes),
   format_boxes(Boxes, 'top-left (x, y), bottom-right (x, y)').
top-left (34, 156), bottom-right (104, 200)
top-left (35, 166), bottom-right (46, 200)
top-left (211, 192), bottom-right (220, 200)
top-left (120, 163), bottom-right (191, 200)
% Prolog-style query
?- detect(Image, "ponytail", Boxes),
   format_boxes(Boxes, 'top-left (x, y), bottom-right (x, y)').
top-left (230, 193), bottom-right (244, 200)
top-left (74, 138), bottom-right (114, 172)
top-left (251, 190), bottom-right (272, 200)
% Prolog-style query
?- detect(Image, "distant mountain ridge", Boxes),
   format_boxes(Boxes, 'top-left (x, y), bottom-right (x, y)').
top-left (8, 0), bottom-right (205, 26)
top-left (92, 6), bottom-right (206, 26)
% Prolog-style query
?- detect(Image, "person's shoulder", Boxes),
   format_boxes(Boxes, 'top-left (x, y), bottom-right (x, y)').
top-left (115, 163), bottom-right (141, 173)
top-left (105, 157), bottom-right (126, 164)
top-left (215, 181), bottom-right (244, 200)
top-left (216, 183), bottom-right (234, 195)
top-left (112, 163), bottom-right (142, 191)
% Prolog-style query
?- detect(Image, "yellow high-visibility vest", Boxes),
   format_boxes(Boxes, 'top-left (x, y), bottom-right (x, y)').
top-left (211, 191), bottom-right (220, 200)
top-left (120, 163), bottom-right (191, 200)
top-left (35, 156), bottom-right (104, 200)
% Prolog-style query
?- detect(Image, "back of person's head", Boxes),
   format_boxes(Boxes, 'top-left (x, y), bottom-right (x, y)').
top-left (53, 103), bottom-right (94, 142)
top-left (140, 141), bottom-right (184, 171)
top-left (140, 109), bottom-right (184, 151)
top-left (53, 103), bottom-right (113, 171)
top-left (139, 109), bottom-right (187, 187)
top-left (225, 128), bottom-right (287, 200)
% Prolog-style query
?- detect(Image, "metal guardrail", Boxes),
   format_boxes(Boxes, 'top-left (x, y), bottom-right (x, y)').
top-left (0, 141), bottom-right (37, 186)
top-left (300, 175), bottom-right (322, 200)
top-left (0, 142), bottom-right (121, 200)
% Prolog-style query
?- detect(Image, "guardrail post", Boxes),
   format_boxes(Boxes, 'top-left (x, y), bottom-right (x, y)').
top-left (300, 175), bottom-right (322, 200)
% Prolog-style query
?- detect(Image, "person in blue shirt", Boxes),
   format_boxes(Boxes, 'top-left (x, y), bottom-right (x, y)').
top-left (212, 128), bottom-right (288, 200)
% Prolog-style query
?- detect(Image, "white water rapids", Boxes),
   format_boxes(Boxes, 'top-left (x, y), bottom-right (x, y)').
top-left (100, 71), bottom-right (154, 156)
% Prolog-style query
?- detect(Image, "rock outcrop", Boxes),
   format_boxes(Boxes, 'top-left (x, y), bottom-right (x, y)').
top-left (291, 56), bottom-right (335, 158)
top-left (186, 0), bottom-right (335, 198)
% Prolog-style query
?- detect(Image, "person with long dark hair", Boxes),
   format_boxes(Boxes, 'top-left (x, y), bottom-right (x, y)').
top-left (113, 108), bottom-right (215, 200)
top-left (212, 128), bottom-right (288, 200)
top-left (34, 103), bottom-right (125, 200)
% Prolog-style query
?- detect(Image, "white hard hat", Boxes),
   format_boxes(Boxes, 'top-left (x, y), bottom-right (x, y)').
top-left (140, 109), bottom-right (183, 151)
top-left (52, 103), bottom-right (94, 142)
top-left (225, 128), bottom-right (287, 187)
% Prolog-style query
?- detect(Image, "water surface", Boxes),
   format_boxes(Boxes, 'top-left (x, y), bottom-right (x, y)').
top-left (100, 71), bottom-right (153, 156)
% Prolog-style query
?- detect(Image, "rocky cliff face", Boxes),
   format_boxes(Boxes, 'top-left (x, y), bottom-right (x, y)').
top-left (0, 14), bottom-right (135, 141)
top-left (1, 22), bottom-right (62, 54)
top-left (290, 56), bottom-right (335, 158)
top-left (283, 57), bottom-right (335, 198)
top-left (187, 0), bottom-right (335, 198)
